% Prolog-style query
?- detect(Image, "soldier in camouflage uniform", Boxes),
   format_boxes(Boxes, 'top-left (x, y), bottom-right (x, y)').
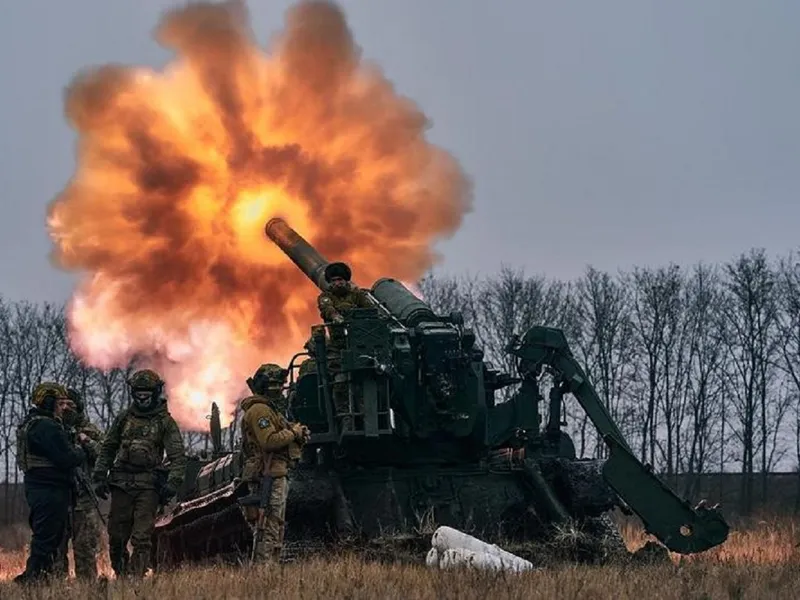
top-left (55, 388), bottom-right (104, 580)
top-left (91, 369), bottom-right (186, 578)
top-left (299, 336), bottom-right (317, 378)
top-left (240, 363), bottom-right (310, 564)
top-left (316, 262), bottom-right (371, 431)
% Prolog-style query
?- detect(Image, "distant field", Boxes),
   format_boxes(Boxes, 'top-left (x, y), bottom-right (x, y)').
top-left (1, 516), bottom-right (799, 599)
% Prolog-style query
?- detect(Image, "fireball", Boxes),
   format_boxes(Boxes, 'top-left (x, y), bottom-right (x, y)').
top-left (47, 0), bottom-right (471, 429)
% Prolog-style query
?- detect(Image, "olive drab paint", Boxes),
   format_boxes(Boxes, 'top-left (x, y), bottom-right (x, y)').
top-left (148, 218), bottom-right (731, 568)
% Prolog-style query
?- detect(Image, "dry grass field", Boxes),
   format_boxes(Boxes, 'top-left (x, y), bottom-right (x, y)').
top-left (1, 516), bottom-right (799, 599)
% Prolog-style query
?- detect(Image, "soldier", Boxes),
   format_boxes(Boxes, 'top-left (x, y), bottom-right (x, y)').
top-left (91, 369), bottom-right (186, 578)
top-left (316, 261), bottom-right (371, 430)
top-left (14, 383), bottom-right (86, 585)
top-left (240, 363), bottom-right (310, 565)
top-left (296, 337), bottom-right (318, 380)
top-left (55, 389), bottom-right (104, 580)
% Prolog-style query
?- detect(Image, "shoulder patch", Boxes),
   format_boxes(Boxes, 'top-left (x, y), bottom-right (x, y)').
top-left (257, 416), bottom-right (270, 429)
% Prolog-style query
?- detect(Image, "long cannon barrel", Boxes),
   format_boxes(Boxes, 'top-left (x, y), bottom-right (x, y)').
top-left (265, 217), bottom-right (331, 291)
top-left (265, 217), bottom-right (440, 326)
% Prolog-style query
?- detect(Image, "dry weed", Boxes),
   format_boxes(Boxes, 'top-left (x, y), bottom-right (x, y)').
top-left (0, 517), bottom-right (798, 599)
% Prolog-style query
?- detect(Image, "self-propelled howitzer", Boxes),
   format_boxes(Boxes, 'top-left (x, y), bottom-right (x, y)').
top-left (264, 217), bottom-right (729, 554)
top-left (150, 220), bottom-right (729, 569)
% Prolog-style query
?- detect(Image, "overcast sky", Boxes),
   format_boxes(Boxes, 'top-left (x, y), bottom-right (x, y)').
top-left (1, 0), bottom-right (798, 305)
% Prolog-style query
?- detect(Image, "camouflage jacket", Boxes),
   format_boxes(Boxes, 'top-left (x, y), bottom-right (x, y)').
top-left (317, 285), bottom-right (371, 347)
top-left (240, 394), bottom-right (304, 479)
top-left (316, 284), bottom-right (371, 323)
top-left (92, 399), bottom-right (186, 491)
top-left (65, 413), bottom-right (103, 475)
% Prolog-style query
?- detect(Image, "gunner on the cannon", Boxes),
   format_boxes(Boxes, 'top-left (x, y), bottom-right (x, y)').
top-left (316, 262), bottom-right (372, 323)
top-left (316, 262), bottom-right (372, 431)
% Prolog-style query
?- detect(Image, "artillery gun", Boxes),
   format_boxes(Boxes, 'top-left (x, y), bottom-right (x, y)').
top-left (151, 218), bottom-right (730, 568)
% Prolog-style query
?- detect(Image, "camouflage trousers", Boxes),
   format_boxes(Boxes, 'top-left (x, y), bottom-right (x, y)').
top-left (327, 347), bottom-right (360, 430)
top-left (107, 487), bottom-right (160, 577)
top-left (54, 507), bottom-right (100, 580)
top-left (249, 476), bottom-right (289, 565)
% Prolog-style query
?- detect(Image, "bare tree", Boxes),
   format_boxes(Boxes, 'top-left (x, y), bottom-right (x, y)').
top-left (721, 249), bottom-right (782, 514)
top-left (417, 271), bottom-right (478, 321)
top-left (775, 251), bottom-right (800, 509)
top-left (777, 253), bottom-right (800, 394)
top-left (570, 266), bottom-right (637, 458)
top-left (627, 264), bottom-right (687, 476)
top-left (90, 366), bottom-right (136, 429)
top-left (678, 264), bottom-right (728, 497)
top-left (0, 298), bottom-right (17, 524)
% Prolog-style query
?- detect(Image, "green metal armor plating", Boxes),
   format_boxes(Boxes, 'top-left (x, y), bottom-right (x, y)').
top-left (150, 217), bottom-right (729, 567)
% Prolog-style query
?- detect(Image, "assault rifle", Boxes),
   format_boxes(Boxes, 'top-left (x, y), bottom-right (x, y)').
top-left (74, 468), bottom-right (107, 527)
top-left (66, 424), bottom-right (107, 527)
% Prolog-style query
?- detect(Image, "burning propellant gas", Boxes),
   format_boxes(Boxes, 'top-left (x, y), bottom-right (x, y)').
top-left (46, 0), bottom-right (471, 429)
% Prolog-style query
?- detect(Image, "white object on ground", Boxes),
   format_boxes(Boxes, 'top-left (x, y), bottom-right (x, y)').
top-left (428, 526), bottom-right (535, 573)
top-left (425, 547), bottom-right (439, 567)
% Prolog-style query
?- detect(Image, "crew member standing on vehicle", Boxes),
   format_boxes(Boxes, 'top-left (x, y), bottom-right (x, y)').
top-left (240, 364), bottom-right (310, 565)
top-left (55, 388), bottom-right (104, 581)
top-left (316, 261), bottom-right (372, 431)
top-left (13, 383), bottom-right (87, 585)
top-left (91, 369), bottom-right (186, 578)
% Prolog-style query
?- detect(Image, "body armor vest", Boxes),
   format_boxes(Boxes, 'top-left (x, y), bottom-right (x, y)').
top-left (113, 411), bottom-right (165, 472)
top-left (16, 415), bottom-right (57, 472)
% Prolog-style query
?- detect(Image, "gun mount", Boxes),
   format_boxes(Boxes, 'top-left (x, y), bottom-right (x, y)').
top-left (151, 218), bottom-right (730, 569)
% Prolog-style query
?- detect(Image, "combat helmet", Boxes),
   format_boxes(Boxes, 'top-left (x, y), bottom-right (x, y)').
top-left (31, 382), bottom-right (69, 413)
top-left (127, 368), bottom-right (164, 411)
top-left (324, 261), bottom-right (351, 283)
top-left (246, 363), bottom-right (289, 396)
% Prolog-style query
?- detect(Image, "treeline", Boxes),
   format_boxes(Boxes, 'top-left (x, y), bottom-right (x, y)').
top-left (419, 247), bottom-right (800, 514)
top-left (0, 247), bottom-right (798, 518)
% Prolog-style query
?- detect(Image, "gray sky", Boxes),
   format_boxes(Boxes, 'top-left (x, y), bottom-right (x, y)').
top-left (2, 0), bottom-right (799, 304)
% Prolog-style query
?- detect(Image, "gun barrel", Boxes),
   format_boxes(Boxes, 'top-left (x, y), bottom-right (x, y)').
top-left (265, 218), bottom-right (330, 291)
top-left (371, 278), bottom-right (437, 327)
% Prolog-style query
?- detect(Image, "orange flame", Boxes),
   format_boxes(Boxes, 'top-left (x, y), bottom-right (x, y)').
top-left (46, 0), bottom-right (471, 430)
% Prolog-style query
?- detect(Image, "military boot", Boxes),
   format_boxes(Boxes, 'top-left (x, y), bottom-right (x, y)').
top-left (109, 546), bottom-right (130, 578)
top-left (252, 532), bottom-right (276, 565)
top-left (129, 548), bottom-right (151, 578)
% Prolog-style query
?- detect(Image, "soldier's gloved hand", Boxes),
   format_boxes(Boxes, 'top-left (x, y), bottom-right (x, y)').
top-left (332, 314), bottom-right (344, 324)
top-left (290, 423), bottom-right (310, 444)
top-left (160, 484), bottom-right (177, 504)
top-left (93, 479), bottom-right (109, 500)
top-left (290, 423), bottom-right (304, 441)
